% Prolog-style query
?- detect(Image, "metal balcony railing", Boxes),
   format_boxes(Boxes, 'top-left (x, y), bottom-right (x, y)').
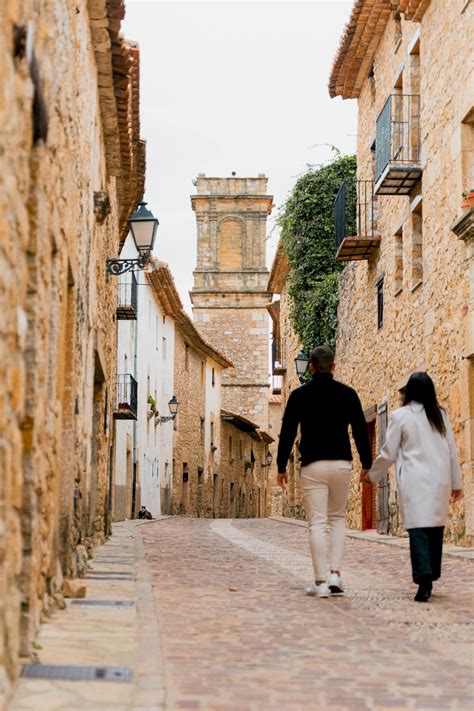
top-left (334, 179), bottom-right (380, 261)
top-left (114, 374), bottom-right (138, 420)
top-left (375, 94), bottom-right (422, 195)
top-left (116, 273), bottom-right (138, 320)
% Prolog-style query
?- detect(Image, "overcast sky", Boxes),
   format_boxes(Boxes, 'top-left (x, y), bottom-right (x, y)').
top-left (123, 1), bottom-right (356, 311)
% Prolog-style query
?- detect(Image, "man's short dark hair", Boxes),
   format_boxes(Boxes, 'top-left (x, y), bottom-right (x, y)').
top-left (310, 345), bottom-right (335, 373)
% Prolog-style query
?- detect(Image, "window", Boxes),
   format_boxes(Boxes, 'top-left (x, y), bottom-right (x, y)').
top-left (184, 344), bottom-right (189, 371)
top-left (228, 436), bottom-right (233, 462)
top-left (200, 361), bottom-right (205, 386)
top-left (408, 34), bottom-right (420, 95)
top-left (394, 225), bottom-right (404, 294)
top-left (210, 421), bottom-right (214, 448)
top-left (368, 63), bottom-right (376, 102)
top-left (411, 197), bottom-right (423, 288)
top-left (461, 107), bottom-right (474, 193)
top-left (394, 12), bottom-right (402, 52)
top-left (162, 337), bottom-right (167, 360)
top-left (211, 367), bottom-right (215, 387)
top-left (200, 416), bottom-right (205, 444)
top-left (376, 277), bottom-right (384, 330)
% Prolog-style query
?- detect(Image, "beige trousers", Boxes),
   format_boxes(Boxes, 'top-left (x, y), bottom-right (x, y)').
top-left (300, 460), bottom-right (352, 580)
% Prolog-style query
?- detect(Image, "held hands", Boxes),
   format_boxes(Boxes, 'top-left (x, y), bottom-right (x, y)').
top-left (277, 472), bottom-right (288, 491)
top-left (360, 469), bottom-right (370, 484)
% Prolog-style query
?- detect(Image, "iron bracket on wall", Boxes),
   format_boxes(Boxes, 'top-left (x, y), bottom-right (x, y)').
top-left (106, 256), bottom-right (149, 275)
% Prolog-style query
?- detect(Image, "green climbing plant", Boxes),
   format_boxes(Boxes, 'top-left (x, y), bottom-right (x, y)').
top-left (278, 150), bottom-right (357, 353)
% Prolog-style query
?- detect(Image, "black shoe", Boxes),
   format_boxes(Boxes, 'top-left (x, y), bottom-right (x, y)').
top-left (414, 576), bottom-right (432, 602)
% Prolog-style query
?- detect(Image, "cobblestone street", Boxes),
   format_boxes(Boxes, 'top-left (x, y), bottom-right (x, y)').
top-left (9, 517), bottom-right (473, 711)
top-left (142, 518), bottom-right (473, 711)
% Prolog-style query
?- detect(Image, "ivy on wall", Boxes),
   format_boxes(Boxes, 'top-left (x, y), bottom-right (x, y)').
top-left (278, 151), bottom-right (357, 353)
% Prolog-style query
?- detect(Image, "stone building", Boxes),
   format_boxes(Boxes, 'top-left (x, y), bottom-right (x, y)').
top-left (329, 0), bottom-right (473, 542)
top-left (190, 175), bottom-right (273, 431)
top-left (219, 412), bottom-right (273, 518)
top-left (267, 241), bottom-right (305, 518)
top-left (0, 0), bottom-right (145, 696)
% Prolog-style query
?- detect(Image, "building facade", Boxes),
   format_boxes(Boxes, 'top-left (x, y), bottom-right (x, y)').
top-left (267, 241), bottom-right (305, 518)
top-left (329, 0), bottom-right (474, 543)
top-left (0, 0), bottom-right (146, 697)
top-left (190, 175), bottom-right (273, 430)
top-left (114, 244), bottom-right (175, 522)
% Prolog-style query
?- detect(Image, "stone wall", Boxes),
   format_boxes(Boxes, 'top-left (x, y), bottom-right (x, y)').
top-left (0, 0), bottom-right (144, 697)
top-left (267, 244), bottom-right (306, 520)
top-left (171, 331), bottom-right (210, 517)
top-left (332, 2), bottom-right (474, 543)
top-left (218, 421), bottom-right (269, 518)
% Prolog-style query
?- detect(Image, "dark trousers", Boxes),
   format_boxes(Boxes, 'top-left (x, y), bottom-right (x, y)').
top-left (408, 526), bottom-right (444, 584)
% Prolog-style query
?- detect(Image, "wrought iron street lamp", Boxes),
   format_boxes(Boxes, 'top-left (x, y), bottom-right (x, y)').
top-left (106, 202), bottom-right (159, 275)
top-left (295, 349), bottom-right (310, 383)
top-left (157, 395), bottom-right (179, 424)
top-left (262, 450), bottom-right (273, 468)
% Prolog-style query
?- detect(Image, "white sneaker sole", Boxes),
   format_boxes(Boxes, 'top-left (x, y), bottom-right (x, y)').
top-left (305, 588), bottom-right (330, 598)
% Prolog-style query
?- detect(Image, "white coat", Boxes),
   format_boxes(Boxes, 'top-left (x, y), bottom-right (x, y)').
top-left (368, 403), bottom-right (462, 529)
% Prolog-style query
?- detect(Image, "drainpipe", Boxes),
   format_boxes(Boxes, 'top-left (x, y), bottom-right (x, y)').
top-left (130, 281), bottom-right (139, 519)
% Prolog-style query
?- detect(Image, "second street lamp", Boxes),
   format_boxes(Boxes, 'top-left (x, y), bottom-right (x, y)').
top-left (295, 349), bottom-right (310, 383)
top-left (157, 395), bottom-right (180, 424)
top-left (106, 202), bottom-right (159, 275)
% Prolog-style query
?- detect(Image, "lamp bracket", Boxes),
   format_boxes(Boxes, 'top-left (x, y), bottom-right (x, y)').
top-left (158, 414), bottom-right (176, 424)
top-left (106, 254), bottom-right (149, 275)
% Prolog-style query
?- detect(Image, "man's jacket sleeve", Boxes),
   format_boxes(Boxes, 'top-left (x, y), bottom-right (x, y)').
top-left (349, 390), bottom-right (373, 470)
top-left (277, 390), bottom-right (300, 473)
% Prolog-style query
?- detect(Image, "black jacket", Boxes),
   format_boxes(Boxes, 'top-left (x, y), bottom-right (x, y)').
top-left (277, 373), bottom-right (372, 473)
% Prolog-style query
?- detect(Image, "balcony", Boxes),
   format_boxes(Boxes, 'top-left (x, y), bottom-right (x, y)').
top-left (375, 94), bottom-right (422, 195)
top-left (334, 179), bottom-right (381, 261)
top-left (116, 273), bottom-right (138, 320)
top-left (114, 374), bottom-right (138, 420)
top-left (272, 337), bottom-right (285, 375)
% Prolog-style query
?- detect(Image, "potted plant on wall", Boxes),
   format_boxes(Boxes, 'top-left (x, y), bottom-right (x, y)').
top-left (147, 394), bottom-right (157, 420)
top-left (461, 189), bottom-right (474, 212)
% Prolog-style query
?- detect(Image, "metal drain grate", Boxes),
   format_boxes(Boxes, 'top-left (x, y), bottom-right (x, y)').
top-left (85, 575), bottom-right (136, 581)
top-left (86, 571), bottom-right (135, 579)
top-left (21, 664), bottom-right (132, 682)
top-left (70, 599), bottom-right (135, 606)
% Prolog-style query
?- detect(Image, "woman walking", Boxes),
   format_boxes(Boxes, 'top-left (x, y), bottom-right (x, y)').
top-left (362, 372), bottom-right (463, 602)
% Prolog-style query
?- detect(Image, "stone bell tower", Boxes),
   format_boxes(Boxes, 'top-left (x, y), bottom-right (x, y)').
top-left (191, 174), bottom-right (273, 430)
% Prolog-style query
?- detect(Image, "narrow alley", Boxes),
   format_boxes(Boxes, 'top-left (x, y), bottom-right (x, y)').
top-left (11, 518), bottom-right (474, 711)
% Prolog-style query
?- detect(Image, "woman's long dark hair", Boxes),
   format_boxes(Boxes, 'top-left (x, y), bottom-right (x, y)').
top-left (403, 372), bottom-right (446, 436)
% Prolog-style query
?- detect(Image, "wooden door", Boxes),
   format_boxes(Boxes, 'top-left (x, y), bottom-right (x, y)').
top-left (377, 403), bottom-right (389, 533)
top-left (362, 420), bottom-right (377, 530)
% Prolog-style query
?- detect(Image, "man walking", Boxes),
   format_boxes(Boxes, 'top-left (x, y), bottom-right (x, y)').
top-left (277, 346), bottom-right (372, 597)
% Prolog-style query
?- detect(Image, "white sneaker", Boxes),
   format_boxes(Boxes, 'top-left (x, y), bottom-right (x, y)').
top-left (305, 582), bottom-right (330, 598)
top-left (327, 572), bottom-right (344, 596)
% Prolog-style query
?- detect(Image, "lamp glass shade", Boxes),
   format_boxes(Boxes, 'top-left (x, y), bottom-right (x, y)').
top-left (266, 451), bottom-right (273, 466)
top-left (295, 350), bottom-right (309, 378)
top-left (168, 395), bottom-right (179, 416)
top-left (128, 202), bottom-right (159, 254)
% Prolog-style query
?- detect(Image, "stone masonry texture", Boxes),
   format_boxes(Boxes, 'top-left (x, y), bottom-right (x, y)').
top-left (331, 1), bottom-right (474, 544)
top-left (0, 0), bottom-right (145, 700)
top-left (190, 175), bottom-right (273, 431)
